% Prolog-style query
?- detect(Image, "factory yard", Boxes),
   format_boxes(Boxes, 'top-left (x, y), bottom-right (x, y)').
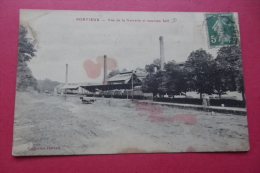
top-left (13, 92), bottom-right (249, 156)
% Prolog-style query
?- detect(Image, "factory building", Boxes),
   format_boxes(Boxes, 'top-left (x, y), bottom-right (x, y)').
top-left (80, 71), bottom-right (147, 93)
top-left (55, 36), bottom-right (166, 94)
top-left (107, 71), bottom-right (147, 85)
top-left (54, 83), bottom-right (89, 94)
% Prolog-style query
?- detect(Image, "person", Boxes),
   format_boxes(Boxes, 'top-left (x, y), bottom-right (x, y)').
top-left (205, 94), bottom-right (210, 107)
top-left (202, 94), bottom-right (207, 107)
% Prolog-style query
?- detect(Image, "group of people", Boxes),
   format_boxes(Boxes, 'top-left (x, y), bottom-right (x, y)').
top-left (202, 94), bottom-right (210, 107)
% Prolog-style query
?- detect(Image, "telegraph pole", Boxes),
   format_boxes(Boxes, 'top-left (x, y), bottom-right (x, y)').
top-left (64, 64), bottom-right (68, 100)
top-left (131, 70), bottom-right (135, 100)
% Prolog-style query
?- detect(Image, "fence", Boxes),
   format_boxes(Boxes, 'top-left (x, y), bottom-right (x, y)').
top-left (84, 94), bottom-right (245, 108)
top-left (85, 94), bottom-right (152, 100)
top-left (153, 97), bottom-right (246, 108)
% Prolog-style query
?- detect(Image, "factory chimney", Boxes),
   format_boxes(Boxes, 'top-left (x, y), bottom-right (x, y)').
top-left (103, 55), bottom-right (107, 85)
top-left (65, 64), bottom-right (68, 86)
top-left (154, 66), bottom-right (157, 73)
top-left (159, 36), bottom-right (165, 70)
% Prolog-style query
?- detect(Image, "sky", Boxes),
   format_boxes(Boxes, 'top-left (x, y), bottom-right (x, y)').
top-left (20, 10), bottom-right (228, 83)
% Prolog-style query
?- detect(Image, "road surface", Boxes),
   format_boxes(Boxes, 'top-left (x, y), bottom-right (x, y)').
top-left (12, 92), bottom-right (249, 156)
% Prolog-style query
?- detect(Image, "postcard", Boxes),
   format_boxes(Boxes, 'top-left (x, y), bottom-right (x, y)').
top-left (13, 10), bottom-right (249, 156)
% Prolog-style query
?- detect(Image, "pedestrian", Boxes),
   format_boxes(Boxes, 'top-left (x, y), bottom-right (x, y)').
top-left (205, 94), bottom-right (210, 107)
top-left (202, 94), bottom-right (207, 107)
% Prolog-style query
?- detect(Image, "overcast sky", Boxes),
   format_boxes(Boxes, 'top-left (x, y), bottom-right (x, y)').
top-left (20, 10), bottom-right (223, 83)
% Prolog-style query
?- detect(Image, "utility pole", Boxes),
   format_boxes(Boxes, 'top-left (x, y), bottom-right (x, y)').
top-left (64, 64), bottom-right (68, 100)
top-left (131, 70), bottom-right (135, 100)
top-left (22, 55), bottom-right (25, 91)
top-left (103, 55), bottom-right (107, 85)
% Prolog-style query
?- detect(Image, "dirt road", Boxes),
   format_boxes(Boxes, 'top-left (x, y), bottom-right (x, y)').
top-left (12, 92), bottom-right (249, 156)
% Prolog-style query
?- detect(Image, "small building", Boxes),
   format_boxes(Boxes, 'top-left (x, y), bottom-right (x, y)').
top-left (54, 83), bottom-right (88, 95)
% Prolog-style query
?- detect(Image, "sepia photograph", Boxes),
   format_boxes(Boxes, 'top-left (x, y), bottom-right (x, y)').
top-left (12, 10), bottom-right (249, 156)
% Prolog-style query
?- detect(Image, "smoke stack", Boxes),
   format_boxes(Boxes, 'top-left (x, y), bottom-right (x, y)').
top-left (154, 66), bottom-right (157, 73)
top-left (65, 64), bottom-right (68, 86)
top-left (159, 36), bottom-right (165, 70)
top-left (103, 55), bottom-right (107, 85)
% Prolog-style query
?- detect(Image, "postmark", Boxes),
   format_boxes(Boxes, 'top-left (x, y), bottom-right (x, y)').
top-left (205, 13), bottom-right (239, 48)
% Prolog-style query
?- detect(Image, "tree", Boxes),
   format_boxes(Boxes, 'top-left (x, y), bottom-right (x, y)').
top-left (17, 26), bottom-right (38, 91)
top-left (142, 71), bottom-right (167, 96)
top-left (135, 67), bottom-right (145, 72)
top-left (210, 60), bottom-right (230, 99)
top-left (145, 59), bottom-right (161, 73)
top-left (156, 71), bottom-right (168, 95)
top-left (141, 74), bottom-right (156, 94)
top-left (164, 61), bottom-right (188, 96)
top-left (215, 46), bottom-right (245, 101)
top-left (16, 64), bottom-right (38, 91)
top-left (37, 79), bottom-right (60, 92)
top-left (153, 59), bottom-right (161, 67)
top-left (184, 49), bottom-right (215, 99)
top-left (108, 69), bottom-right (120, 78)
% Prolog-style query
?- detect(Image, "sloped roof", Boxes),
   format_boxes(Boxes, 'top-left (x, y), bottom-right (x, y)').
top-left (55, 84), bottom-right (81, 90)
top-left (61, 84), bottom-right (81, 90)
top-left (136, 72), bottom-right (148, 81)
top-left (107, 71), bottom-right (148, 83)
top-left (107, 73), bottom-right (132, 83)
top-left (135, 72), bottom-right (148, 77)
top-left (80, 82), bottom-right (103, 87)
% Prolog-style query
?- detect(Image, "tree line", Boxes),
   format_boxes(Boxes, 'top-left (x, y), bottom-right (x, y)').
top-left (16, 26), bottom-right (38, 91)
top-left (141, 47), bottom-right (245, 102)
top-left (17, 26), bottom-right (60, 92)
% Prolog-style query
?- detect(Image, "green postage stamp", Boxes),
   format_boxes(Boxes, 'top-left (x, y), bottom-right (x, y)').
top-left (205, 13), bottom-right (239, 48)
